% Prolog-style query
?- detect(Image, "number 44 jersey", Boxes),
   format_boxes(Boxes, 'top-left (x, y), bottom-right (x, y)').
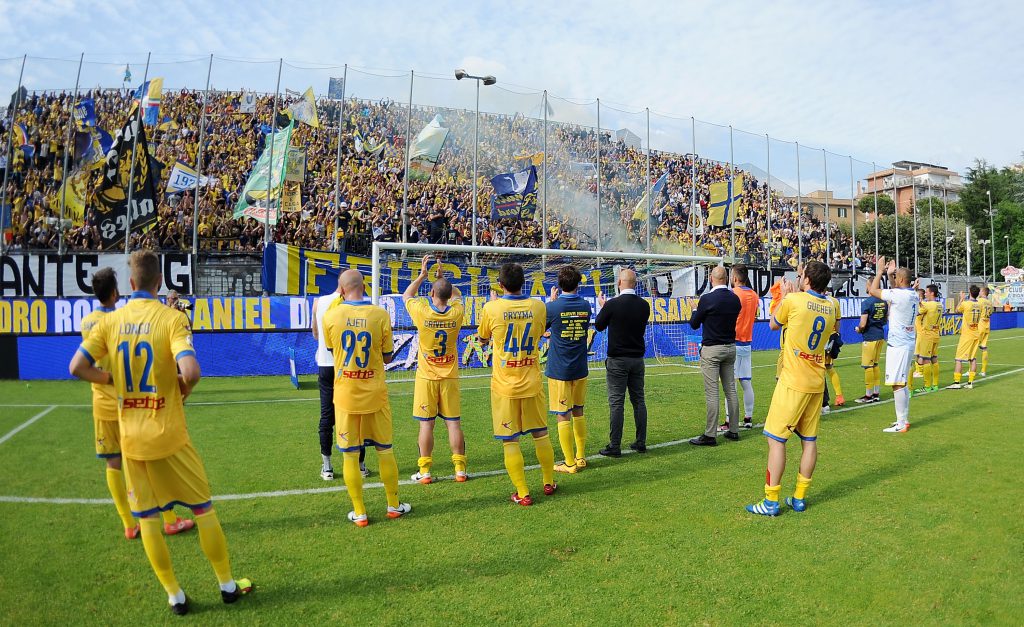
top-left (323, 299), bottom-right (394, 414)
top-left (772, 290), bottom-right (840, 394)
top-left (478, 295), bottom-right (548, 399)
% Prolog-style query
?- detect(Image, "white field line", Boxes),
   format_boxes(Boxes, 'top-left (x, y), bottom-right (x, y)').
top-left (3, 366), bottom-right (1023, 507)
top-left (3, 334), bottom-right (1022, 409)
top-left (0, 406), bottom-right (56, 446)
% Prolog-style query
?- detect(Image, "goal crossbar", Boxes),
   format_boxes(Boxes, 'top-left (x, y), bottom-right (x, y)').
top-left (370, 241), bottom-right (722, 304)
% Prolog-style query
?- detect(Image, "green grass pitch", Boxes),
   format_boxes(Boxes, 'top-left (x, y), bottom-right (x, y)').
top-left (1, 330), bottom-right (1023, 624)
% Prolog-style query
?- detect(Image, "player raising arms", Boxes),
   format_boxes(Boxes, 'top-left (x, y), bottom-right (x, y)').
top-left (478, 263), bottom-right (557, 505)
top-left (69, 251), bottom-right (251, 615)
top-left (746, 260), bottom-right (838, 516)
top-left (324, 269), bottom-right (411, 526)
top-left (913, 284), bottom-right (943, 394)
top-left (82, 268), bottom-right (196, 540)
top-left (867, 257), bottom-right (919, 433)
top-left (854, 287), bottom-right (888, 403)
top-left (545, 265), bottom-right (593, 474)
top-left (977, 286), bottom-right (994, 376)
top-left (401, 255), bottom-right (468, 484)
top-left (950, 285), bottom-right (983, 389)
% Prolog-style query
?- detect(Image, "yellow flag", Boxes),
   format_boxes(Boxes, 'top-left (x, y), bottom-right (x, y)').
top-left (59, 172), bottom-right (88, 226)
top-left (707, 175), bottom-right (743, 227)
top-left (287, 87), bottom-right (321, 128)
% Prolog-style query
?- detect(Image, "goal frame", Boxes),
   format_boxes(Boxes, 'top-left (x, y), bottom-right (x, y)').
top-left (370, 241), bottom-right (723, 304)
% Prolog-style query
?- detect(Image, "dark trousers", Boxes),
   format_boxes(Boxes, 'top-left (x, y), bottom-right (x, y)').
top-left (606, 356), bottom-right (648, 448)
top-left (318, 366), bottom-right (364, 463)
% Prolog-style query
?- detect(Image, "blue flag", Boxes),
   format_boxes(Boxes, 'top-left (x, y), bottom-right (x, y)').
top-left (73, 98), bottom-right (97, 129)
top-left (490, 165), bottom-right (538, 220)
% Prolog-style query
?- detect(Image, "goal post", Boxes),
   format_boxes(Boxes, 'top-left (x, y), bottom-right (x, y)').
top-left (370, 241), bottom-right (723, 382)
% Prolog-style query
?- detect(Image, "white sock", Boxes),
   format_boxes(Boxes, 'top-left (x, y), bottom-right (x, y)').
top-left (873, 385), bottom-right (880, 395)
top-left (169, 589), bottom-right (186, 605)
top-left (219, 580), bottom-right (237, 593)
top-left (322, 454), bottom-right (332, 470)
top-left (740, 379), bottom-right (755, 417)
top-left (893, 387), bottom-right (910, 426)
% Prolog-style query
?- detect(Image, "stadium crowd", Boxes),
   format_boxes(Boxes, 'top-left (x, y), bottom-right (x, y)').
top-left (2, 87), bottom-right (860, 268)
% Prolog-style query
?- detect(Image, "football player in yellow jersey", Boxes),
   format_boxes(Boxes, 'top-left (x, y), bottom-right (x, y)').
top-left (978, 286), bottom-right (994, 376)
top-left (747, 261), bottom-right (838, 516)
top-left (822, 289), bottom-right (844, 409)
top-left (402, 255), bottom-right (467, 484)
top-left (913, 284), bottom-right (943, 394)
top-left (70, 251), bottom-right (251, 616)
top-left (477, 263), bottom-right (556, 506)
top-left (951, 285), bottom-right (983, 389)
top-left (324, 269), bottom-right (410, 526)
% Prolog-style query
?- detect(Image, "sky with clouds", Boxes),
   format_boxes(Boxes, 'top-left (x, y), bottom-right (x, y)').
top-left (2, 0), bottom-right (1022, 182)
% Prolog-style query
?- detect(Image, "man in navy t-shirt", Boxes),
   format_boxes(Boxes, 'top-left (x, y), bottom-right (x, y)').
top-left (545, 266), bottom-right (593, 474)
top-left (855, 295), bottom-right (889, 402)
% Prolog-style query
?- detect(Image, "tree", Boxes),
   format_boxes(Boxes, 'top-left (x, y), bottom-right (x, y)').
top-left (856, 214), bottom-right (968, 276)
top-left (856, 193), bottom-right (895, 216)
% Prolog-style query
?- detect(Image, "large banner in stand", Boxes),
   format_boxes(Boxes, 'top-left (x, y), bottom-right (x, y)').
top-left (0, 252), bottom-right (193, 298)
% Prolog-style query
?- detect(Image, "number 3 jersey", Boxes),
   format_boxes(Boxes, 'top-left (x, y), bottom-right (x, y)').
top-left (771, 290), bottom-right (840, 393)
top-left (478, 295), bottom-right (547, 399)
top-left (323, 299), bottom-right (394, 414)
top-left (405, 296), bottom-right (465, 380)
top-left (77, 293), bottom-right (196, 460)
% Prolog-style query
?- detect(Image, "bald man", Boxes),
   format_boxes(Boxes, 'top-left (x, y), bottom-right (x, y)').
top-left (689, 265), bottom-right (742, 445)
top-left (867, 257), bottom-right (918, 433)
top-left (594, 268), bottom-right (651, 457)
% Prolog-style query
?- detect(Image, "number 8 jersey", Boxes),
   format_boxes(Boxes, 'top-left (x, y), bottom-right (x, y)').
top-left (478, 295), bottom-right (547, 398)
top-left (771, 290), bottom-right (840, 393)
top-left (323, 299), bottom-right (394, 414)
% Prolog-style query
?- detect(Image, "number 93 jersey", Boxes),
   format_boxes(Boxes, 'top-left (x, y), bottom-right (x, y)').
top-left (77, 294), bottom-right (196, 460)
top-left (771, 290), bottom-right (839, 393)
top-left (405, 296), bottom-right (465, 380)
top-left (478, 295), bottom-right (547, 398)
top-left (323, 299), bottom-right (394, 414)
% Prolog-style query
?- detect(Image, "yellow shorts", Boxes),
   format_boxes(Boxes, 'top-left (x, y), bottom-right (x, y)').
top-left (764, 384), bottom-right (823, 443)
top-left (861, 340), bottom-right (883, 367)
top-left (955, 335), bottom-right (980, 362)
top-left (337, 402), bottom-right (393, 452)
top-left (548, 377), bottom-right (587, 415)
top-left (915, 335), bottom-right (939, 359)
top-left (979, 328), bottom-right (990, 348)
top-left (123, 443), bottom-right (213, 518)
top-left (94, 418), bottom-right (121, 458)
top-left (492, 393), bottom-right (547, 441)
top-left (413, 377), bottom-right (461, 421)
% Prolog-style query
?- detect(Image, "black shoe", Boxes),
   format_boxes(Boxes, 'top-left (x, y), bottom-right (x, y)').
top-left (171, 596), bottom-right (190, 616)
top-left (742, 420), bottom-right (753, 430)
top-left (221, 578), bottom-right (254, 604)
top-left (723, 431), bottom-right (740, 442)
top-left (599, 445), bottom-right (622, 458)
top-left (689, 435), bottom-right (718, 447)
top-left (628, 442), bottom-right (647, 453)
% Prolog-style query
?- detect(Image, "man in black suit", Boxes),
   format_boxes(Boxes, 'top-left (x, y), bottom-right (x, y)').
top-left (688, 265), bottom-right (742, 445)
top-left (594, 268), bottom-right (651, 457)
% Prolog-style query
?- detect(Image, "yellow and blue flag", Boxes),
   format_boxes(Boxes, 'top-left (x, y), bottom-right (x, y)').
top-left (632, 171), bottom-right (668, 220)
top-left (490, 165), bottom-right (538, 220)
top-left (14, 123), bottom-right (33, 158)
top-left (707, 175), bottom-right (744, 227)
top-left (73, 98), bottom-right (97, 130)
top-left (133, 78), bottom-right (164, 126)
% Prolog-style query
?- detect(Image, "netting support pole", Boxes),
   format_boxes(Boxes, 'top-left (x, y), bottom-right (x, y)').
top-left (912, 165), bottom-right (918, 276)
top-left (541, 90), bottom-right (548, 268)
top-left (192, 53), bottom-right (212, 255)
top-left (765, 134), bottom-right (771, 268)
top-left (848, 155), bottom-right (856, 273)
top-left (332, 64), bottom-right (347, 253)
top-left (124, 52), bottom-right (151, 255)
top-left (264, 58), bottom-right (282, 246)
top-left (942, 186), bottom-right (949, 278)
top-left (795, 141), bottom-right (802, 265)
top-left (728, 125), bottom-right (735, 263)
top-left (872, 161), bottom-right (879, 256)
top-left (893, 164), bottom-right (900, 267)
top-left (403, 70), bottom-right (413, 246)
top-left (58, 52), bottom-right (83, 257)
top-left (0, 54), bottom-right (25, 255)
top-left (645, 107), bottom-right (651, 255)
top-left (822, 148), bottom-right (829, 263)
top-left (690, 116), bottom-right (696, 257)
top-left (928, 182), bottom-right (934, 277)
top-left (596, 98), bottom-right (602, 251)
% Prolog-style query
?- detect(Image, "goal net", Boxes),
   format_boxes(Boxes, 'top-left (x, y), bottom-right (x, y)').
top-left (369, 242), bottom-right (722, 383)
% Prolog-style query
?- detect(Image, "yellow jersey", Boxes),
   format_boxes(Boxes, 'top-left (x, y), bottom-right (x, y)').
top-left (406, 296), bottom-right (465, 380)
top-left (478, 295), bottom-right (547, 399)
top-left (957, 299), bottom-right (982, 338)
top-left (323, 299), bottom-right (393, 414)
top-left (977, 296), bottom-right (993, 331)
top-left (77, 293), bottom-right (195, 461)
top-left (81, 306), bottom-right (118, 420)
top-left (771, 290), bottom-right (839, 394)
top-left (917, 300), bottom-right (942, 339)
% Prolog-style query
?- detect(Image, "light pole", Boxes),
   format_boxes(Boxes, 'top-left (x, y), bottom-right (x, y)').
top-left (986, 189), bottom-right (995, 281)
top-left (980, 239), bottom-right (990, 280)
top-left (455, 69), bottom-right (496, 253)
top-left (1005, 234), bottom-right (1010, 269)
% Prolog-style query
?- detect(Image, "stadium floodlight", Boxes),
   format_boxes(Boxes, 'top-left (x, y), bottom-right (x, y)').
top-left (454, 70), bottom-right (498, 259)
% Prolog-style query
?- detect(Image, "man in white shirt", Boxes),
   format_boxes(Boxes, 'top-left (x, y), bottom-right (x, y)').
top-left (867, 256), bottom-right (918, 434)
top-left (311, 282), bottom-right (368, 480)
